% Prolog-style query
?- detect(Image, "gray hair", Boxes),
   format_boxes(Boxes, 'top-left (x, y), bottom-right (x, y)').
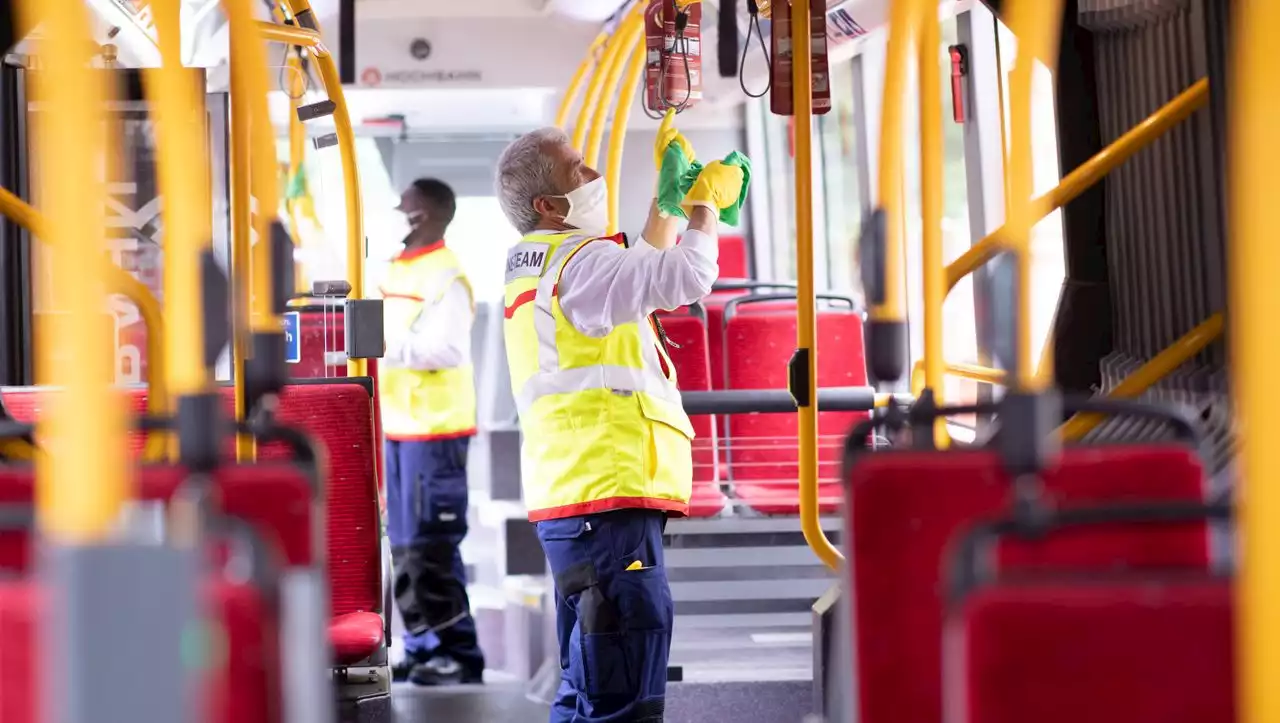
top-left (495, 127), bottom-right (569, 234)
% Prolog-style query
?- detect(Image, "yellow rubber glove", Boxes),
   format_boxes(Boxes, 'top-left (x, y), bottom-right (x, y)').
top-left (654, 108), bottom-right (695, 171)
top-left (682, 161), bottom-right (746, 213)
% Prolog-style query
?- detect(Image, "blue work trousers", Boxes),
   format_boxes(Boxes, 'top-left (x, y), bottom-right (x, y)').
top-left (536, 509), bottom-right (673, 723)
top-left (385, 437), bottom-right (484, 674)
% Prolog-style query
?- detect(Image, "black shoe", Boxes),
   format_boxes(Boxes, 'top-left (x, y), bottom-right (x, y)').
top-left (408, 656), bottom-right (484, 687)
top-left (392, 654), bottom-right (426, 683)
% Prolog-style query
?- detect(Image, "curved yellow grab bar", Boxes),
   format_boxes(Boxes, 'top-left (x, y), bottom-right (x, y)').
top-left (585, 9), bottom-right (644, 169)
top-left (945, 79), bottom-right (1209, 294)
top-left (1059, 313), bottom-right (1224, 441)
top-left (1231, 3), bottom-right (1280, 719)
top-left (256, 20), bottom-right (322, 48)
top-left (282, 0), bottom-right (367, 379)
top-left (17, 0), bottom-right (127, 541)
top-left (910, 359), bottom-right (1008, 397)
top-left (0, 186), bottom-right (168, 463)
top-left (605, 33), bottom-right (646, 234)
top-left (147, 0), bottom-right (213, 464)
top-left (556, 31), bottom-right (609, 130)
top-left (792, 0), bottom-right (842, 571)
top-left (1002, 0), bottom-right (1065, 390)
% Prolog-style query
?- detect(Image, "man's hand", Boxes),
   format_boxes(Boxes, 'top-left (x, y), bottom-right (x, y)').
top-left (654, 108), bottom-right (695, 172)
top-left (682, 161), bottom-right (746, 214)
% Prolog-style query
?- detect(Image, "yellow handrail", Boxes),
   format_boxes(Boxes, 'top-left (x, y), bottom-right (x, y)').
top-left (919, 0), bottom-right (947, 447)
top-left (18, 0), bottom-right (127, 541)
top-left (864, 0), bottom-right (917, 384)
top-left (793, 0), bottom-right (841, 571)
top-left (0, 187), bottom-right (168, 462)
top-left (910, 359), bottom-right (1007, 396)
top-left (576, 8), bottom-right (645, 152)
top-left (147, 0), bottom-right (212, 460)
top-left (1232, 3), bottom-right (1280, 720)
top-left (945, 79), bottom-right (1209, 294)
top-left (256, 20), bottom-right (322, 48)
top-left (585, 9), bottom-right (644, 169)
top-left (282, 0), bottom-right (367, 379)
top-left (1060, 313), bottom-right (1224, 442)
top-left (556, 31), bottom-right (609, 130)
top-left (1003, 0), bottom-right (1064, 390)
top-left (605, 33), bottom-right (646, 235)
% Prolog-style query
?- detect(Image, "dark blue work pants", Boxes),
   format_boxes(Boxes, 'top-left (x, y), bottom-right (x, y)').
top-left (536, 509), bottom-right (673, 723)
top-left (385, 437), bottom-right (484, 675)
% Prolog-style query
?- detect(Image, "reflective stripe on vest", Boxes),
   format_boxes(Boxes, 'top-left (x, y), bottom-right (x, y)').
top-left (379, 244), bottom-right (477, 440)
top-left (502, 231), bottom-right (694, 522)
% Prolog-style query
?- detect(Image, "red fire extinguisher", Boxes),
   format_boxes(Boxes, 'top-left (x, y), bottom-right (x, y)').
top-left (645, 0), bottom-right (704, 114)
top-left (770, 0), bottom-right (832, 116)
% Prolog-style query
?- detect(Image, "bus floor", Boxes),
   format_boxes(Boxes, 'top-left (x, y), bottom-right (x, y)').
top-left (383, 680), bottom-right (551, 722)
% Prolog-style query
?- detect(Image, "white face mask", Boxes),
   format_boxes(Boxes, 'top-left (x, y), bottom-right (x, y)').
top-left (556, 177), bottom-right (609, 235)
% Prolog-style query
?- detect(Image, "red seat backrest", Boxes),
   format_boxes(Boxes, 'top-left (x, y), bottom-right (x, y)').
top-left (724, 308), bottom-right (868, 491)
top-left (0, 578), bottom-right (275, 723)
top-left (717, 235), bottom-right (749, 280)
top-left (949, 579), bottom-right (1233, 723)
top-left (656, 310), bottom-right (717, 483)
top-left (0, 381), bottom-right (381, 618)
top-left (846, 446), bottom-right (1211, 723)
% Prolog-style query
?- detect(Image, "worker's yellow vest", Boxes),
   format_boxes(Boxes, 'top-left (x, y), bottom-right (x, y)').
top-left (503, 231), bottom-right (694, 522)
top-left (378, 242), bottom-right (477, 441)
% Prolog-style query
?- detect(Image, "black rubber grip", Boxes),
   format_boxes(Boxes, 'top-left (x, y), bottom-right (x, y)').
top-left (867, 320), bottom-right (906, 383)
top-left (718, 0), bottom-right (739, 78)
top-left (788, 348), bottom-right (812, 407)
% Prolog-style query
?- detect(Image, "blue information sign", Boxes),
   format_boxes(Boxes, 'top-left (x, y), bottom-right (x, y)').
top-left (283, 311), bottom-right (301, 364)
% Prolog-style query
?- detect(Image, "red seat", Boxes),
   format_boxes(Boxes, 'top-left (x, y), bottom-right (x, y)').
top-left (0, 578), bottom-right (275, 723)
top-left (724, 307), bottom-right (867, 514)
top-left (949, 579), bottom-right (1233, 723)
top-left (1, 381), bottom-right (385, 665)
top-left (846, 446), bottom-right (1211, 723)
top-left (329, 612), bottom-right (387, 666)
top-left (656, 307), bottom-right (726, 517)
top-left (717, 235), bottom-right (749, 280)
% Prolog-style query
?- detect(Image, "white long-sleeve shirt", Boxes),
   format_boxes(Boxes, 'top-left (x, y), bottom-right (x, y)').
top-left (551, 227), bottom-right (719, 337)
top-left (382, 280), bottom-right (474, 370)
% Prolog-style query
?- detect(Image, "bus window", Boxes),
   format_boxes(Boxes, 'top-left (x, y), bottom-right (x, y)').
top-left (820, 57), bottom-right (865, 302)
top-left (446, 196), bottom-right (522, 304)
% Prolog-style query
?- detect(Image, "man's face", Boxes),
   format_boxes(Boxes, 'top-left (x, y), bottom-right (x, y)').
top-left (537, 141), bottom-right (602, 224)
top-left (398, 189), bottom-right (428, 230)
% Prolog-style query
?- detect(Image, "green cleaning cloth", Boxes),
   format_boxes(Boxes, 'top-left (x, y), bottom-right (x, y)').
top-left (656, 142), bottom-right (753, 226)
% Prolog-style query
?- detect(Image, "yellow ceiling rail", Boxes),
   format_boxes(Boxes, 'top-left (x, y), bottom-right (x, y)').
top-left (17, 0), bottom-right (127, 542)
top-left (0, 187), bottom-right (167, 463)
top-left (792, 0), bottom-right (842, 571)
top-left (574, 3), bottom-right (645, 153)
top-left (1059, 313), bottom-right (1224, 442)
top-left (584, 7), bottom-right (644, 169)
top-left (604, 32), bottom-right (646, 235)
top-left (556, 30), bottom-right (609, 130)
top-left (282, 0), bottom-right (367, 379)
top-left (945, 78), bottom-right (1209, 294)
top-left (256, 20), bottom-right (322, 48)
top-left (1002, 0), bottom-right (1064, 391)
top-left (1232, 3), bottom-right (1280, 720)
top-left (147, 0), bottom-right (213, 465)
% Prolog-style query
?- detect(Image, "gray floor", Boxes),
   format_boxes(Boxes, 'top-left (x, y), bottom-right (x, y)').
top-left (391, 683), bottom-right (550, 721)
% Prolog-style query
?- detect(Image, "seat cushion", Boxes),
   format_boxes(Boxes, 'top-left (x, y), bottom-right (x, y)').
top-left (329, 612), bottom-right (386, 666)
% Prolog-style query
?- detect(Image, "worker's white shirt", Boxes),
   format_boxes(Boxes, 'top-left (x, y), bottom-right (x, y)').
top-left (382, 280), bottom-right (474, 370)
top-left (529, 228), bottom-right (719, 337)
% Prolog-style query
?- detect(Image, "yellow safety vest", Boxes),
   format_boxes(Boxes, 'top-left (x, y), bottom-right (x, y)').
top-left (503, 231), bottom-right (695, 522)
top-left (378, 241), bottom-right (478, 441)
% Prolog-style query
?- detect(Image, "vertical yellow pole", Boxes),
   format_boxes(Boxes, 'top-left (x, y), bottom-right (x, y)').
top-left (793, 0), bottom-right (842, 570)
top-left (147, 0), bottom-right (212, 400)
top-left (228, 26), bottom-right (254, 460)
top-left (19, 0), bottom-right (128, 540)
top-left (605, 35), bottom-right (647, 235)
top-left (918, 0), bottom-right (947, 447)
top-left (284, 0), bottom-right (367, 378)
top-left (1232, 3), bottom-right (1280, 721)
top-left (1002, 0), bottom-right (1063, 391)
